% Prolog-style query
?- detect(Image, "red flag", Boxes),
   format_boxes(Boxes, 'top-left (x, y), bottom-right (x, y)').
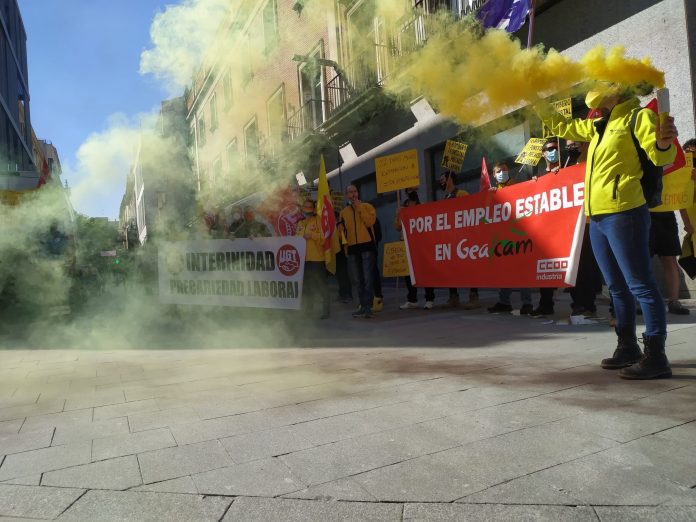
top-left (317, 156), bottom-right (339, 274)
top-left (480, 157), bottom-right (491, 191)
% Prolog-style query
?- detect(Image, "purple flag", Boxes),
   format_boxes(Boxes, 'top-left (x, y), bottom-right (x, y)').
top-left (477, 0), bottom-right (531, 33)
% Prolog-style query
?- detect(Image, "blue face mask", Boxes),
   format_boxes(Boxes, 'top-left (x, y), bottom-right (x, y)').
top-left (545, 149), bottom-right (559, 163)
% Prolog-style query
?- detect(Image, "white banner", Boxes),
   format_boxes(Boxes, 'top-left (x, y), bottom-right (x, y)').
top-left (158, 238), bottom-right (306, 309)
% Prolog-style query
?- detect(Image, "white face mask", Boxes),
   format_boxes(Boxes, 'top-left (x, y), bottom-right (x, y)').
top-left (494, 170), bottom-right (510, 183)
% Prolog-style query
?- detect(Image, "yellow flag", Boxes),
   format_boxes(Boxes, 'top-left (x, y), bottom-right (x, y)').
top-left (317, 156), bottom-right (339, 274)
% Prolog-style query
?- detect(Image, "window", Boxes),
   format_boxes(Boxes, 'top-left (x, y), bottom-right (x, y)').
top-left (244, 117), bottom-right (259, 162)
top-left (298, 43), bottom-right (326, 130)
top-left (226, 138), bottom-right (238, 172)
top-left (262, 0), bottom-right (279, 53)
top-left (222, 71), bottom-right (233, 110)
top-left (266, 86), bottom-right (287, 154)
top-left (197, 115), bottom-right (206, 147)
top-left (209, 94), bottom-right (218, 132)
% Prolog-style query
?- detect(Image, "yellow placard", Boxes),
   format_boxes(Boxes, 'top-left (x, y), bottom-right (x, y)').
top-left (330, 190), bottom-right (344, 209)
top-left (382, 241), bottom-right (410, 277)
top-left (441, 140), bottom-right (468, 171)
top-left (515, 138), bottom-right (546, 166)
top-left (375, 149), bottom-right (420, 194)
top-left (650, 164), bottom-right (695, 212)
top-left (552, 98), bottom-right (573, 119)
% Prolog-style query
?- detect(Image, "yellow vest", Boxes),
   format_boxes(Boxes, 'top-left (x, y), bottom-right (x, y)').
top-left (296, 215), bottom-right (324, 262)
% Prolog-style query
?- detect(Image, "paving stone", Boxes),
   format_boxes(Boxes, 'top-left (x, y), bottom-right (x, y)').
top-left (352, 421), bottom-right (616, 502)
top-left (280, 423), bottom-right (460, 486)
top-left (0, 420), bottom-right (22, 437)
top-left (57, 490), bottom-right (230, 521)
top-left (0, 475), bottom-right (42, 486)
top-left (92, 427), bottom-right (176, 461)
top-left (131, 476), bottom-right (198, 494)
top-left (0, 428), bottom-right (53, 455)
top-left (283, 477), bottom-right (378, 501)
top-left (222, 496), bottom-right (402, 521)
top-left (0, 400), bottom-right (66, 423)
top-left (193, 457), bottom-right (304, 496)
top-left (42, 455), bottom-right (142, 490)
top-left (93, 399), bottom-right (160, 420)
top-left (220, 426), bottom-right (314, 463)
top-left (20, 409), bottom-right (93, 433)
top-left (0, 484), bottom-right (84, 520)
top-left (64, 389), bottom-right (126, 411)
top-left (403, 503), bottom-right (598, 521)
top-left (128, 406), bottom-right (200, 432)
top-left (52, 417), bottom-right (130, 445)
top-left (459, 473), bottom-right (585, 505)
top-left (594, 506), bottom-right (696, 521)
top-left (0, 442), bottom-right (92, 481)
top-left (137, 440), bottom-right (233, 484)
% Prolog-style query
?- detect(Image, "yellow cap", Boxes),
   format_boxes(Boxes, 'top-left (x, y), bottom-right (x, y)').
top-left (585, 90), bottom-right (604, 109)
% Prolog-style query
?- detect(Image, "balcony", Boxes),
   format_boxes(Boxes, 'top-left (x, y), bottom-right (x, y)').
top-left (287, 98), bottom-right (331, 141)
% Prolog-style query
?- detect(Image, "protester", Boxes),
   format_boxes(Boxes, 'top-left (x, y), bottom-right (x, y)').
top-left (396, 189), bottom-right (435, 309)
top-left (529, 138), bottom-right (562, 317)
top-left (334, 208), bottom-right (353, 304)
top-left (371, 217), bottom-right (384, 312)
top-left (296, 199), bottom-right (329, 319)
top-left (234, 206), bottom-right (272, 238)
top-left (649, 209), bottom-right (691, 314)
top-left (339, 184), bottom-right (377, 318)
top-left (438, 171), bottom-right (479, 309)
top-left (486, 162), bottom-right (533, 314)
top-left (539, 83), bottom-right (679, 379)
top-left (227, 207), bottom-right (244, 237)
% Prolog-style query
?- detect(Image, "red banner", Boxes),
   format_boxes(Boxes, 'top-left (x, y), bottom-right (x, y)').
top-left (401, 163), bottom-right (586, 288)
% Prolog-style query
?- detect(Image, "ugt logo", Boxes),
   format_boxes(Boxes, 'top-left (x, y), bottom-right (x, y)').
top-left (276, 244), bottom-right (300, 276)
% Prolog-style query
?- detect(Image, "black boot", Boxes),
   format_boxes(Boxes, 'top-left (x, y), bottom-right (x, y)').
top-left (600, 329), bottom-right (642, 369)
top-left (619, 335), bottom-right (672, 380)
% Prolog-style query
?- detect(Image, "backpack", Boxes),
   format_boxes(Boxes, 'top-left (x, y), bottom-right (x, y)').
top-left (629, 109), bottom-right (663, 208)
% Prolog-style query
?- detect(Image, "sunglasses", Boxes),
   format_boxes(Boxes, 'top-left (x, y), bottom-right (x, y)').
top-left (543, 145), bottom-right (558, 152)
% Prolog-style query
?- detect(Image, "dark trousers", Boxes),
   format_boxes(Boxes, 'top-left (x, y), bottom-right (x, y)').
top-left (303, 261), bottom-right (329, 317)
top-left (569, 224), bottom-right (602, 312)
top-left (373, 263), bottom-right (383, 299)
top-left (405, 277), bottom-right (434, 303)
top-left (347, 250), bottom-right (376, 310)
top-left (335, 250), bottom-right (352, 299)
top-left (538, 288), bottom-right (555, 309)
top-left (590, 206), bottom-right (665, 336)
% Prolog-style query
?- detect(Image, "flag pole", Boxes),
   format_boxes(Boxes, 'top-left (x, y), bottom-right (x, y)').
top-left (526, 0), bottom-right (537, 48)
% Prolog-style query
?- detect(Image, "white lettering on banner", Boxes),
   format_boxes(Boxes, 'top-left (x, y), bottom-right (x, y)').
top-left (537, 257), bottom-right (570, 273)
top-left (409, 216), bottom-right (433, 234)
top-left (456, 239), bottom-right (489, 260)
top-left (514, 183), bottom-right (584, 220)
top-left (435, 244), bottom-right (451, 261)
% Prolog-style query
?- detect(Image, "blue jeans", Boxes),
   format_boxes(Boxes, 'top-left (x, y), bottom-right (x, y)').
top-left (499, 288), bottom-right (532, 305)
top-left (589, 206), bottom-right (666, 336)
top-left (347, 250), bottom-right (376, 310)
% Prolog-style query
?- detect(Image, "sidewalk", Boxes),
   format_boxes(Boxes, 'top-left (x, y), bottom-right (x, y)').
top-left (0, 289), bottom-right (695, 521)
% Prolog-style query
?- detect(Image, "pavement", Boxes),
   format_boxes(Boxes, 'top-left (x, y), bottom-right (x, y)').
top-left (1, 288), bottom-right (695, 521)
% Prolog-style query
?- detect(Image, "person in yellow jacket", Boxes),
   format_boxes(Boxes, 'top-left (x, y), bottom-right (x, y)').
top-left (296, 199), bottom-right (329, 319)
top-left (539, 84), bottom-right (679, 380)
top-left (339, 184), bottom-right (377, 318)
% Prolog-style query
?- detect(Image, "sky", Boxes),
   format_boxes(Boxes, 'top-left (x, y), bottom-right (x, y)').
top-left (19, 0), bottom-right (172, 218)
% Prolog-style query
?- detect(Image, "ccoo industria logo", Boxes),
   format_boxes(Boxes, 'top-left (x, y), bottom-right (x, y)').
top-left (276, 244), bottom-right (300, 276)
top-left (536, 257), bottom-right (569, 273)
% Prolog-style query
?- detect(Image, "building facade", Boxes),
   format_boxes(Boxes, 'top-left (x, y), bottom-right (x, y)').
top-left (0, 0), bottom-right (33, 173)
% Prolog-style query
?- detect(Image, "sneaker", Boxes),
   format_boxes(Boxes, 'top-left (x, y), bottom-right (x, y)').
top-left (400, 301), bottom-right (419, 310)
top-left (352, 307), bottom-right (366, 318)
top-left (529, 306), bottom-right (554, 318)
top-left (488, 302), bottom-right (513, 314)
top-left (423, 301), bottom-right (434, 309)
top-left (519, 304), bottom-right (534, 315)
top-left (668, 300), bottom-right (690, 315)
top-left (372, 297), bottom-right (383, 312)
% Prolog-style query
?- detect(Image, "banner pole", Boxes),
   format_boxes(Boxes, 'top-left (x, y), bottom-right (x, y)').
top-left (526, 0), bottom-right (537, 49)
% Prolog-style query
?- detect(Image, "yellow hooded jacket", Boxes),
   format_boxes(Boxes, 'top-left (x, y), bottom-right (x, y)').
top-left (339, 202), bottom-right (377, 254)
top-left (541, 98), bottom-right (676, 216)
top-left (296, 215), bottom-right (324, 262)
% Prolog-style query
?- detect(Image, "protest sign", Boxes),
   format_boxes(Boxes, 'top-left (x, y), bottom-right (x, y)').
top-left (375, 149), bottom-right (419, 193)
top-left (441, 140), bottom-right (469, 171)
top-left (543, 99), bottom-right (572, 137)
top-left (515, 138), bottom-right (546, 166)
top-left (382, 241), bottom-right (410, 277)
top-left (401, 163), bottom-right (586, 288)
top-left (158, 237), bottom-right (306, 309)
top-left (650, 164), bottom-right (695, 212)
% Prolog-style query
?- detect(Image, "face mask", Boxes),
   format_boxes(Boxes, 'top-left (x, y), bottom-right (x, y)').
top-left (494, 170), bottom-right (509, 183)
top-left (566, 148), bottom-right (581, 162)
top-left (545, 149), bottom-right (559, 163)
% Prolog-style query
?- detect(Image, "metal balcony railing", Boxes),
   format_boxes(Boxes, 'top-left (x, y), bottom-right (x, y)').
top-left (287, 98), bottom-right (331, 141)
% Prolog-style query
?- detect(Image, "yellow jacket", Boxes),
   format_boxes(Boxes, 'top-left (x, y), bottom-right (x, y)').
top-left (339, 202), bottom-right (377, 251)
top-left (541, 98), bottom-right (676, 216)
top-left (296, 215), bottom-right (324, 262)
